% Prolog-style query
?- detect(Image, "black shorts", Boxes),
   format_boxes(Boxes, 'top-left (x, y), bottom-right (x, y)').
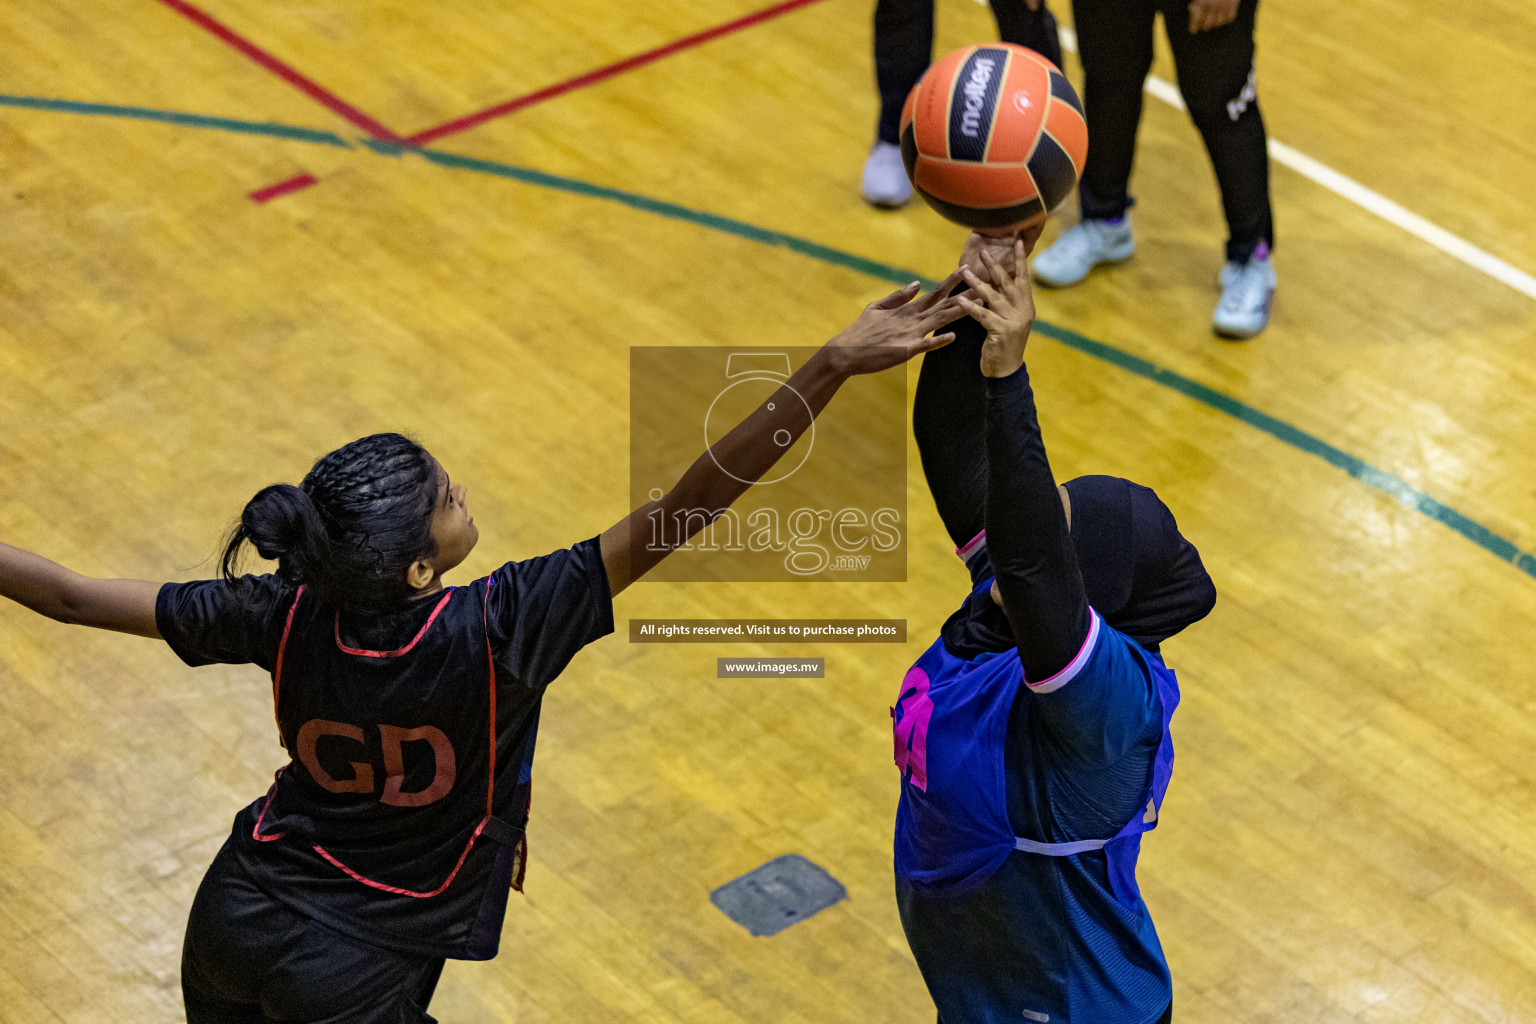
top-left (183, 840), bottom-right (445, 1024)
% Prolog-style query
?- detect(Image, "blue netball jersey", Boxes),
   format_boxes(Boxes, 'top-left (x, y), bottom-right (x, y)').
top-left (892, 599), bottom-right (1179, 1024)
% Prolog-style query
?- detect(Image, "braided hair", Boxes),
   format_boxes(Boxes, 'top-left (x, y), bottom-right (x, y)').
top-left (220, 433), bottom-right (439, 613)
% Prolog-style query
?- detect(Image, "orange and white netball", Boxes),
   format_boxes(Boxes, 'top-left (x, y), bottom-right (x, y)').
top-left (899, 43), bottom-right (1089, 231)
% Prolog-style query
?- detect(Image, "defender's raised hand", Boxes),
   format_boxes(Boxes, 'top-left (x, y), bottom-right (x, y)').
top-left (824, 272), bottom-right (967, 377)
top-left (958, 240), bottom-right (1036, 379)
top-left (601, 269), bottom-right (964, 593)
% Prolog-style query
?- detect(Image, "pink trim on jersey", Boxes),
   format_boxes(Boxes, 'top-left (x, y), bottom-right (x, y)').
top-left (310, 816), bottom-right (490, 898)
top-left (255, 579), bottom-right (509, 898)
top-left (955, 530), bottom-right (987, 560)
top-left (332, 589), bottom-right (454, 658)
top-left (1025, 609), bottom-right (1101, 694)
top-left (251, 770), bottom-right (286, 842)
top-left (271, 586), bottom-right (306, 740)
top-left (256, 590), bottom-right (307, 842)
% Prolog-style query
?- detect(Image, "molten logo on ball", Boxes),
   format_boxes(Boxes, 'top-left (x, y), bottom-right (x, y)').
top-left (959, 56), bottom-right (998, 139)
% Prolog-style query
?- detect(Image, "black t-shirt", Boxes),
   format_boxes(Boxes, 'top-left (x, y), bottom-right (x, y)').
top-left (157, 537), bottom-right (614, 960)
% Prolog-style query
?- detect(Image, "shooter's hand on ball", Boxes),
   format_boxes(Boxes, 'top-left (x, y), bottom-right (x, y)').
top-left (824, 271), bottom-right (967, 377)
top-left (957, 223), bottom-right (1044, 281)
top-left (958, 240), bottom-right (1036, 378)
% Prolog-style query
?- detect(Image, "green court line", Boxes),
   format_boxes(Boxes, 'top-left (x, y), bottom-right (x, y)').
top-left (4, 93), bottom-right (1533, 581)
top-left (1031, 321), bottom-right (1536, 579)
top-left (419, 150), bottom-right (928, 285)
top-left (0, 94), bottom-right (350, 147)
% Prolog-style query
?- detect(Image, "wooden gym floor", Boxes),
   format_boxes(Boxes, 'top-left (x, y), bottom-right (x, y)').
top-left (3, 0), bottom-right (1536, 1020)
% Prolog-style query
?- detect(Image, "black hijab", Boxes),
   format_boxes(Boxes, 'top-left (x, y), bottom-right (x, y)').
top-left (941, 475), bottom-right (1216, 658)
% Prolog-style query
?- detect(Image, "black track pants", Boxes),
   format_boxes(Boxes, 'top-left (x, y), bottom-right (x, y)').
top-left (183, 840), bottom-right (445, 1024)
top-left (874, 0), bottom-right (1063, 145)
top-left (1072, 0), bottom-right (1272, 262)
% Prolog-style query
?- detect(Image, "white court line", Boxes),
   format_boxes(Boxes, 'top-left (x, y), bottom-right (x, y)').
top-left (1022, 23), bottom-right (1536, 302)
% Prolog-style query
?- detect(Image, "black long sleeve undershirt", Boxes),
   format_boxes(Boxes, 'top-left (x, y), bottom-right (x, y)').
top-left (984, 366), bottom-right (1091, 682)
top-left (914, 317), bottom-right (989, 551)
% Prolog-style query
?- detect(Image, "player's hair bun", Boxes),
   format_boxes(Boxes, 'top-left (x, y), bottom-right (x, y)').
top-left (239, 484), bottom-right (332, 569)
top-left (219, 433), bottom-right (439, 614)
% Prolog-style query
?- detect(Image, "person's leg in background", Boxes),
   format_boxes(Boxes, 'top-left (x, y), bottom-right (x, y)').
top-left (988, 0), bottom-right (1063, 74)
top-left (864, 0), bottom-right (934, 206)
top-left (1162, 0), bottom-right (1276, 337)
top-left (863, 0), bottom-right (1064, 207)
top-left (1032, 0), bottom-right (1157, 286)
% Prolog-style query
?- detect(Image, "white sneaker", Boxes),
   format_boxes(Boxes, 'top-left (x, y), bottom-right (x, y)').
top-left (1213, 248), bottom-right (1276, 339)
top-left (1032, 217), bottom-right (1136, 288)
top-left (861, 141), bottom-right (912, 208)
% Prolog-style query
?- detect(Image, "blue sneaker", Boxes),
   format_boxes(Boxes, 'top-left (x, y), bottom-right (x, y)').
top-left (1032, 217), bottom-right (1136, 288)
top-left (1213, 246), bottom-right (1277, 339)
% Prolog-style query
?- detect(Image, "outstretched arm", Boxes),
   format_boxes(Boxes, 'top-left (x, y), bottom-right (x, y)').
top-left (0, 541), bottom-right (162, 638)
top-left (957, 243), bottom-right (1089, 682)
top-left (914, 315), bottom-right (989, 550)
top-left (601, 276), bottom-right (963, 595)
top-left (913, 229), bottom-right (1044, 551)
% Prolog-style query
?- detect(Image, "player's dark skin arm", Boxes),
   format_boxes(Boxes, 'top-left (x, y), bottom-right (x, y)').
top-left (601, 274), bottom-right (964, 595)
top-left (1, 280), bottom-right (962, 626)
top-left (958, 243), bottom-right (1090, 680)
top-left (0, 541), bottom-right (162, 637)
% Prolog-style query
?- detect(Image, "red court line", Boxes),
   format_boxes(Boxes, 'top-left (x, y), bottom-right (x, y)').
top-left (250, 173), bottom-right (319, 203)
top-left (154, 0), bottom-right (405, 143)
top-left (233, 0), bottom-right (829, 201)
top-left (404, 0), bottom-right (832, 145)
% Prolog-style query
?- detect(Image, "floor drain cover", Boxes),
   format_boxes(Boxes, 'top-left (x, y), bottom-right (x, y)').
top-left (710, 854), bottom-right (847, 936)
